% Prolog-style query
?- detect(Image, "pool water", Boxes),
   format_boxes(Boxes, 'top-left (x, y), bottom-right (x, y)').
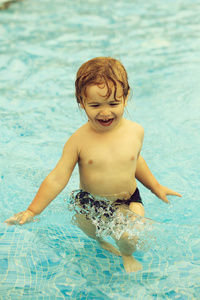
top-left (0, 0), bottom-right (200, 299)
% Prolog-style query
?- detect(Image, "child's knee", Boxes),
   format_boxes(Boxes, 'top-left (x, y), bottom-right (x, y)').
top-left (129, 203), bottom-right (145, 218)
top-left (116, 231), bottom-right (135, 244)
top-left (120, 231), bottom-right (130, 239)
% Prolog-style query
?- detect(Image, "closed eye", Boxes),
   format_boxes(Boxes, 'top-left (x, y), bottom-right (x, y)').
top-left (110, 103), bottom-right (120, 106)
top-left (89, 104), bottom-right (100, 107)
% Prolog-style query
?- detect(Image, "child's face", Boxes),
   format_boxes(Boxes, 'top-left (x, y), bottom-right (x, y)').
top-left (81, 82), bottom-right (128, 133)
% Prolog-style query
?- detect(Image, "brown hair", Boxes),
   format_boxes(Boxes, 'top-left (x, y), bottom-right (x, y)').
top-left (75, 57), bottom-right (130, 105)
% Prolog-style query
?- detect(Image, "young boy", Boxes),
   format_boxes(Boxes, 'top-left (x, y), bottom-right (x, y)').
top-left (5, 57), bottom-right (181, 273)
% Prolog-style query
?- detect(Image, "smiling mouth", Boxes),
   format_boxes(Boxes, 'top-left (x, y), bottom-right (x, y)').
top-left (97, 118), bottom-right (114, 126)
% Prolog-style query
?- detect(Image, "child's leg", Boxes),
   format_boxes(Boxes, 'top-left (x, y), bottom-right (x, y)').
top-left (113, 203), bottom-right (145, 273)
top-left (74, 213), bottom-right (121, 256)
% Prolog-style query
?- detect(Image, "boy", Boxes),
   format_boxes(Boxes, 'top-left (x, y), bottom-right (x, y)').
top-left (5, 57), bottom-right (181, 273)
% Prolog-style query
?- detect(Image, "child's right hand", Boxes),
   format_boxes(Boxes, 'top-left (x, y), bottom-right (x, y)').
top-left (4, 209), bottom-right (36, 226)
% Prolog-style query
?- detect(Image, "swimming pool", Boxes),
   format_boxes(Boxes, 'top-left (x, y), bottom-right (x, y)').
top-left (0, 0), bottom-right (200, 299)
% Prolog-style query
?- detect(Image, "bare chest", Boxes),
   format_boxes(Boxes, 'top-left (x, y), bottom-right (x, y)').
top-left (79, 135), bottom-right (141, 168)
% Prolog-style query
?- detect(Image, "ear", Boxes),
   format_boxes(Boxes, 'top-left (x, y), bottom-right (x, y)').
top-left (124, 89), bottom-right (130, 106)
top-left (124, 97), bottom-right (128, 107)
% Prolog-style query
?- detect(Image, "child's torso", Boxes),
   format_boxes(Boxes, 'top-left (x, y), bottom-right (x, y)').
top-left (74, 119), bottom-right (144, 201)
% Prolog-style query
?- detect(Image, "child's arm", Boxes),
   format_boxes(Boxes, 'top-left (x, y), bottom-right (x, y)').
top-left (135, 155), bottom-right (182, 203)
top-left (4, 137), bottom-right (78, 225)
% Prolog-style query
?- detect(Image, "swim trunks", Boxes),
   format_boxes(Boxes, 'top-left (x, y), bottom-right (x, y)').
top-left (69, 187), bottom-right (143, 219)
top-left (113, 188), bottom-right (143, 207)
top-left (69, 188), bottom-right (143, 237)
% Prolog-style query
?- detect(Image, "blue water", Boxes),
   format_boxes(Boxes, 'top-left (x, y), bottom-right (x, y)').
top-left (0, 0), bottom-right (200, 299)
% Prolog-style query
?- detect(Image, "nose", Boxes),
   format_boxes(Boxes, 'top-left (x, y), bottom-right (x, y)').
top-left (99, 107), bottom-right (110, 117)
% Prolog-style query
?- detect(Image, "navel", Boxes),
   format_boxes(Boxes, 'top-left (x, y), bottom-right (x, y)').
top-left (88, 159), bottom-right (93, 164)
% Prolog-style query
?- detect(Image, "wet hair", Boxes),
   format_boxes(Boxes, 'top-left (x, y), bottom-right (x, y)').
top-left (75, 57), bottom-right (130, 105)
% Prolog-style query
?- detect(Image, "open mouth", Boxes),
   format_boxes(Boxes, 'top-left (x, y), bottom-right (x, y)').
top-left (97, 118), bottom-right (114, 126)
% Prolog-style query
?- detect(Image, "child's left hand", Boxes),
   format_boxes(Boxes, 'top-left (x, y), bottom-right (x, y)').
top-left (152, 184), bottom-right (182, 203)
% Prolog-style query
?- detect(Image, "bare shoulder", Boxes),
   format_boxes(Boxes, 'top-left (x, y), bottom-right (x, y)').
top-left (69, 123), bottom-right (89, 141)
top-left (124, 119), bottom-right (144, 137)
top-left (62, 123), bottom-right (88, 153)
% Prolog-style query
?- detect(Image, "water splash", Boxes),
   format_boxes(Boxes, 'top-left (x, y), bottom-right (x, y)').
top-left (68, 189), bottom-right (200, 253)
top-left (68, 190), bottom-right (153, 248)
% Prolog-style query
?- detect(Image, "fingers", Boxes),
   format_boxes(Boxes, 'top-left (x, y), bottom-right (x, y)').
top-left (4, 217), bottom-right (13, 224)
top-left (4, 219), bottom-right (15, 226)
top-left (19, 214), bottom-right (30, 225)
top-left (4, 219), bottom-right (20, 226)
top-left (161, 187), bottom-right (182, 204)
top-left (4, 212), bottom-right (23, 226)
top-left (18, 210), bottom-right (35, 224)
top-left (166, 189), bottom-right (182, 197)
top-left (162, 195), bottom-right (170, 204)
top-left (4, 210), bottom-right (35, 226)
